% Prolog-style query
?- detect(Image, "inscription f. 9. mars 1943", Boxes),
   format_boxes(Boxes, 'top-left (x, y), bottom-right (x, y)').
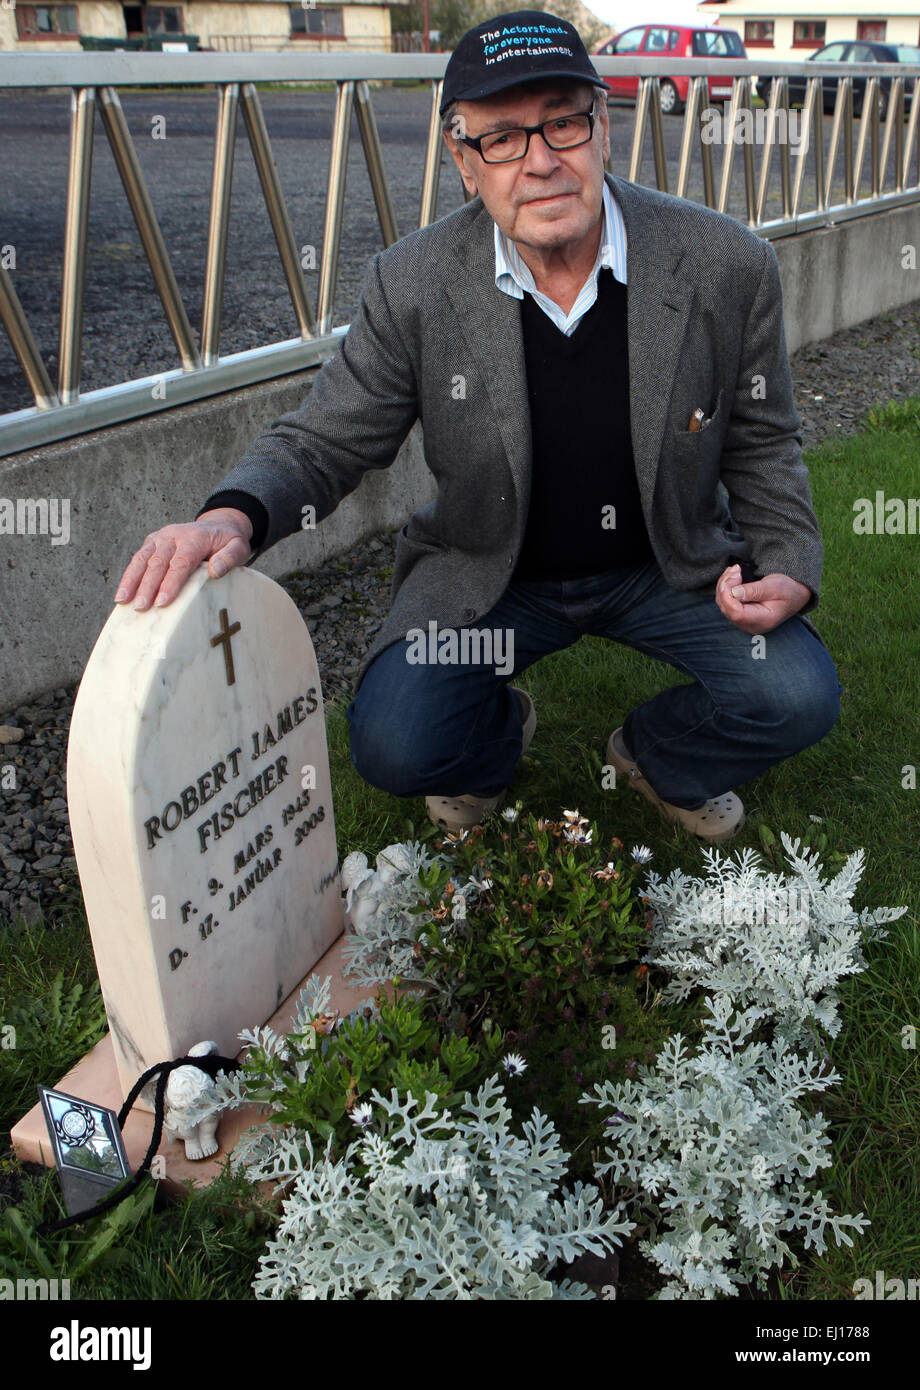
top-left (142, 687), bottom-right (326, 972)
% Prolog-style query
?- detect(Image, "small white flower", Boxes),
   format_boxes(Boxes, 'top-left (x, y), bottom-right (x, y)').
top-left (501, 1052), bottom-right (528, 1077)
top-left (563, 826), bottom-right (593, 844)
top-left (631, 845), bottom-right (654, 864)
top-left (501, 806), bottom-right (520, 823)
top-left (808, 815), bottom-right (823, 824)
top-left (350, 1102), bottom-right (374, 1128)
top-left (562, 808), bottom-right (588, 825)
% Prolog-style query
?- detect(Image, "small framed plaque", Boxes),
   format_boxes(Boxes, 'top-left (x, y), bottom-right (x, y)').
top-left (38, 1086), bottom-right (132, 1217)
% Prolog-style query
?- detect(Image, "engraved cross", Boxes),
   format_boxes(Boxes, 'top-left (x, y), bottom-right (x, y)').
top-left (210, 608), bottom-right (241, 686)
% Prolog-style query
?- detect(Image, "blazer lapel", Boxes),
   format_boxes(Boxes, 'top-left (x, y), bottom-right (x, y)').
top-left (444, 203), bottom-right (533, 511)
top-left (444, 174), bottom-right (694, 514)
top-left (608, 174), bottom-right (694, 507)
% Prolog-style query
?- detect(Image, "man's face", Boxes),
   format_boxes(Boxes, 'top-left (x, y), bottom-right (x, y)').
top-left (444, 80), bottom-right (610, 256)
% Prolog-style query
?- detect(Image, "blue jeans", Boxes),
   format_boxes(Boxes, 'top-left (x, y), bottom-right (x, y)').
top-left (346, 560), bottom-right (841, 810)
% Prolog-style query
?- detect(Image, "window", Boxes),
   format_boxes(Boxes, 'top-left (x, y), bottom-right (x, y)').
top-left (856, 21), bottom-right (886, 43)
top-left (15, 4), bottom-right (79, 37)
top-left (291, 5), bottom-right (344, 38)
top-left (123, 4), bottom-right (143, 36)
top-left (814, 42), bottom-right (849, 62)
top-left (613, 27), bottom-right (644, 55)
top-left (745, 21), bottom-right (774, 47)
top-left (849, 44), bottom-right (877, 63)
top-left (793, 21), bottom-right (827, 47)
top-left (645, 27), bottom-right (670, 53)
top-left (145, 7), bottom-right (184, 34)
top-left (693, 30), bottom-right (745, 57)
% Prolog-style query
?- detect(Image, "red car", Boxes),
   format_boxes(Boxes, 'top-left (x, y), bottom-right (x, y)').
top-left (595, 24), bottom-right (747, 115)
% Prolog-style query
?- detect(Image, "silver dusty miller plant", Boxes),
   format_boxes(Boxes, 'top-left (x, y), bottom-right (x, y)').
top-left (582, 993), bottom-right (869, 1300)
top-left (242, 1073), bottom-right (632, 1300)
top-left (640, 833), bottom-right (907, 1048)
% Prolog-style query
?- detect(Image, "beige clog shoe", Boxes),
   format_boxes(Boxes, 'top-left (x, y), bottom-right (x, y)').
top-left (425, 688), bottom-right (536, 833)
top-left (606, 726), bottom-right (745, 844)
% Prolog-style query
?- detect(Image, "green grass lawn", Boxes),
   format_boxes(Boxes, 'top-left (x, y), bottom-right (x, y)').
top-left (1, 396), bottom-right (918, 1300)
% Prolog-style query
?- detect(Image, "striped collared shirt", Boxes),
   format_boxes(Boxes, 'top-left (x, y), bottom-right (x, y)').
top-left (494, 180), bottom-right (627, 336)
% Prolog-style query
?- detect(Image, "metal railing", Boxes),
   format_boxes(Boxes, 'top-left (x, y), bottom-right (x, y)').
top-left (1, 51), bottom-right (918, 457)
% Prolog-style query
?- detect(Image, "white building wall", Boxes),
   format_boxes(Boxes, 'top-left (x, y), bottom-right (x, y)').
top-left (696, 2), bottom-right (920, 61)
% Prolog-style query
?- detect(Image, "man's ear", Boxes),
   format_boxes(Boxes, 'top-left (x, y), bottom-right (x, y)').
top-left (443, 129), bottom-right (480, 198)
top-left (597, 92), bottom-right (611, 166)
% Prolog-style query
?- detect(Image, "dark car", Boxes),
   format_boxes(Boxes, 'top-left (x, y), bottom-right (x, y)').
top-left (756, 40), bottom-right (920, 120)
top-left (596, 24), bottom-right (747, 115)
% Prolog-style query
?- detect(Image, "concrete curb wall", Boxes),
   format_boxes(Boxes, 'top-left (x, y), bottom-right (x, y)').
top-left (0, 389), bottom-right (432, 709)
top-left (777, 202), bottom-right (920, 354)
top-left (1, 201), bottom-right (919, 710)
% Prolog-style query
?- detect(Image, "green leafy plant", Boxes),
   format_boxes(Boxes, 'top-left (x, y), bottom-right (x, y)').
top-left (188, 975), bottom-right (506, 1163)
top-left (341, 811), bottom-right (680, 1176)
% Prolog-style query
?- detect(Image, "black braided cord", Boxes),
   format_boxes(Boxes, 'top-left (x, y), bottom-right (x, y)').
top-left (36, 1052), bottom-right (240, 1235)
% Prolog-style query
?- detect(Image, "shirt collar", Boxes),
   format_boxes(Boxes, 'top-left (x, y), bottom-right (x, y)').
top-left (494, 179), bottom-right (627, 299)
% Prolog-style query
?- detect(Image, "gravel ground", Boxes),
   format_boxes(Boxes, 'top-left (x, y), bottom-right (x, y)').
top-left (1, 296), bottom-right (919, 927)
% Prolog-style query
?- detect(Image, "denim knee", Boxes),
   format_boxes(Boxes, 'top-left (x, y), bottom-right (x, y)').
top-left (738, 644), bottom-right (842, 754)
top-left (347, 698), bottom-right (423, 797)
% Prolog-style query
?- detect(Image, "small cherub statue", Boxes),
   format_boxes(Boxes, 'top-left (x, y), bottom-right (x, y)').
top-left (341, 844), bottom-right (417, 933)
top-left (163, 1040), bottom-right (223, 1160)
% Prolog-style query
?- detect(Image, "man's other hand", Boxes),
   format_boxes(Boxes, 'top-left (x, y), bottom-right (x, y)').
top-left (113, 507), bottom-right (254, 611)
top-left (716, 564), bottom-right (811, 635)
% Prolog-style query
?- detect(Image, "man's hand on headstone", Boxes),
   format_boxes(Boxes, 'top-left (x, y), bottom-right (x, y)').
top-left (114, 508), bottom-right (254, 611)
top-left (715, 564), bottom-right (811, 635)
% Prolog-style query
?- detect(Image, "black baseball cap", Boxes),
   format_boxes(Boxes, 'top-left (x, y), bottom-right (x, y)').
top-left (439, 10), bottom-right (607, 117)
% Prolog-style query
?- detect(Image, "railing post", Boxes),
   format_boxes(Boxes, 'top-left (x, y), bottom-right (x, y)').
top-left (201, 82), bottom-right (239, 368)
top-left (97, 86), bottom-right (200, 370)
top-left (0, 268), bottom-right (59, 410)
top-left (419, 79), bottom-right (444, 227)
top-left (354, 80), bottom-right (399, 248)
top-left (239, 83), bottom-right (316, 340)
top-left (58, 87), bottom-right (95, 405)
top-left (317, 80), bottom-right (354, 338)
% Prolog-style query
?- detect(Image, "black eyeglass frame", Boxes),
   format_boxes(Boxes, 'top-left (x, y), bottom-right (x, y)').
top-left (457, 106), bottom-right (599, 164)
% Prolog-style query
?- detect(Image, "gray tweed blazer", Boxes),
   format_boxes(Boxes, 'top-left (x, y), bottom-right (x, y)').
top-left (213, 171), bottom-right (823, 675)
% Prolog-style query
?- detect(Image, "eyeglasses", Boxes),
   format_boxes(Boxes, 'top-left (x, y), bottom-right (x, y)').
top-left (458, 108), bottom-right (597, 164)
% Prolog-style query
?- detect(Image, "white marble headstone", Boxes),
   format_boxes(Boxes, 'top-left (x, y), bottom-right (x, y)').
top-left (66, 565), bottom-right (343, 1104)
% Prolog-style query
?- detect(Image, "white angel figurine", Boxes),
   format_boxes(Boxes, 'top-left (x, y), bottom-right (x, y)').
top-left (163, 1040), bottom-right (223, 1160)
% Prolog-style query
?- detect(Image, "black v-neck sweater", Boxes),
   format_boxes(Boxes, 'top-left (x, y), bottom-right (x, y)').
top-left (513, 268), bottom-right (654, 581)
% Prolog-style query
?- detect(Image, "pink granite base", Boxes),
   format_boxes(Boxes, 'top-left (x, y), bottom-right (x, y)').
top-left (10, 934), bottom-right (370, 1191)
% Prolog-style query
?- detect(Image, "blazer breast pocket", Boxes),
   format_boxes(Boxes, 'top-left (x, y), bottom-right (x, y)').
top-left (669, 388), bottom-right (725, 445)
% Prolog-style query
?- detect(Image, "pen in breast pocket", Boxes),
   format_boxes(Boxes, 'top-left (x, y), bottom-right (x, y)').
top-left (688, 407), bottom-right (708, 432)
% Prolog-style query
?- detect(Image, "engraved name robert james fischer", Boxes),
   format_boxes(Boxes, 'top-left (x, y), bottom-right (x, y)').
top-left (141, 688), bottom-right (326, 930)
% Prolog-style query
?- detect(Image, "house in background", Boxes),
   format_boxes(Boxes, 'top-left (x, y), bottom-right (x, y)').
top-left (695, 1), bottom-right (920, 61)
top-left (1, 0), bottom-right (405, 52)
